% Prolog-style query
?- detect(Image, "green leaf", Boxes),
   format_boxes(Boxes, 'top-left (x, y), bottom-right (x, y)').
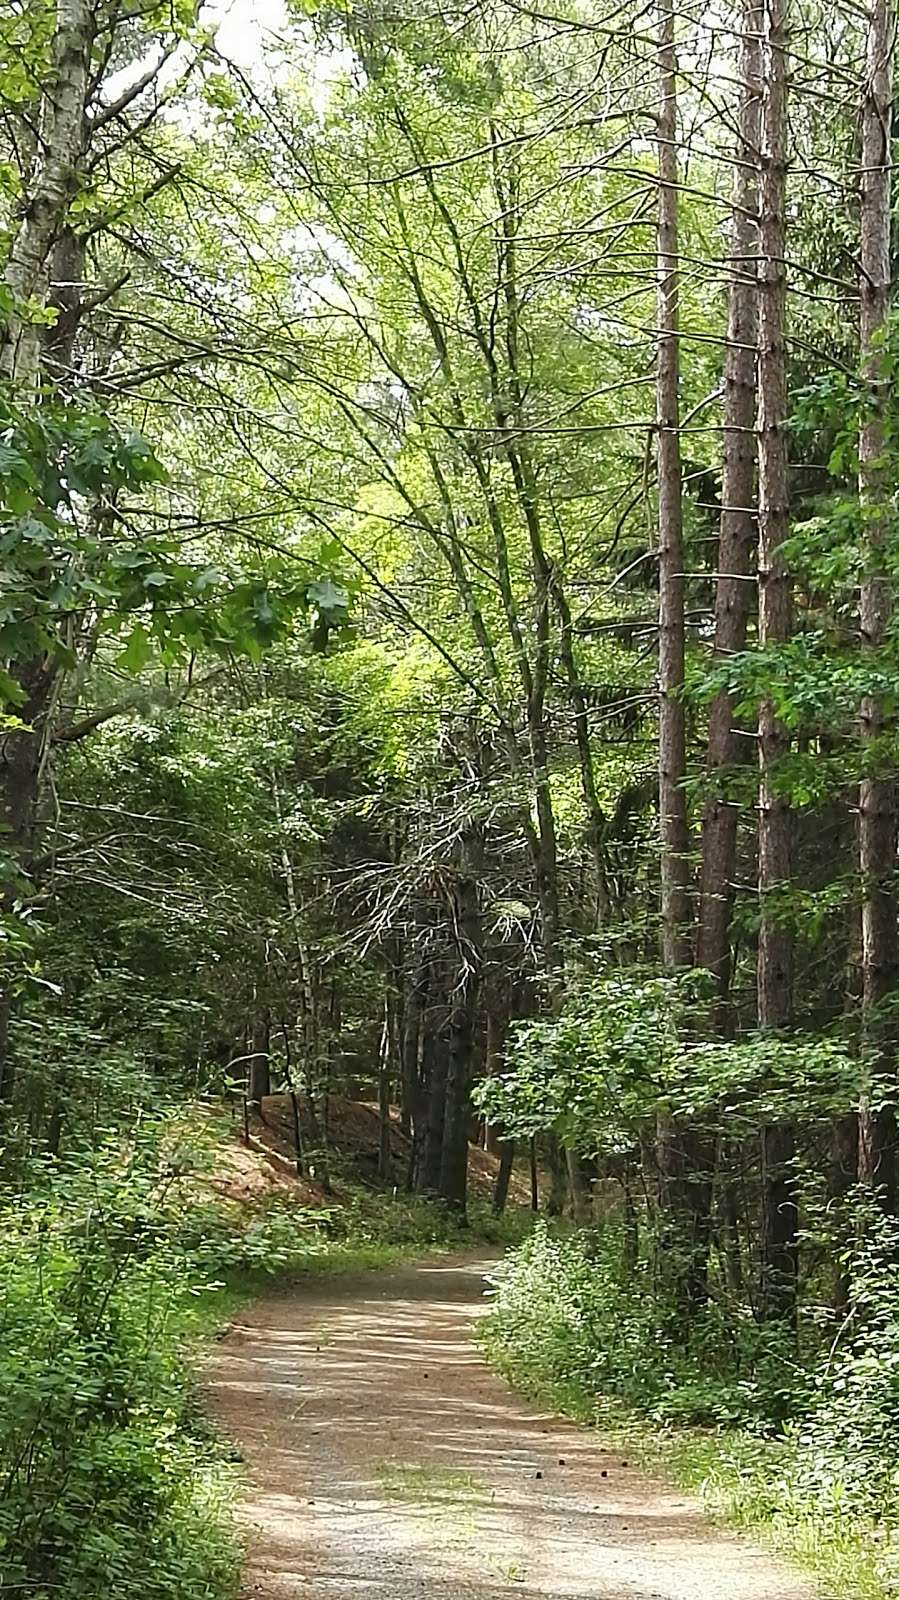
top-left (116, 625), bottom-right (154, 675)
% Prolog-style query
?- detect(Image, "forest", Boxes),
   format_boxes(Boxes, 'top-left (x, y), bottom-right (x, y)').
top-left (4, 0), bottom-right (899, 1594)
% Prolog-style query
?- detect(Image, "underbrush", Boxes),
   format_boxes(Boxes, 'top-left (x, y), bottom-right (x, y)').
top-left (481, 1225), bottom-right (899, 1600)
top-left (0, 1142), bottom-right (241, 1600)
top-left (0, 1114), bottom-right (531, 1600)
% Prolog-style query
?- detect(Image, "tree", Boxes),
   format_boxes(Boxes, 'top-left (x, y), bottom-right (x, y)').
top-left (696, 0), bottom-right (761, 1022)
top-left (755, 0), bottom-right (799, 1326)
top-left (856, 0), bottom-right (897, 1206)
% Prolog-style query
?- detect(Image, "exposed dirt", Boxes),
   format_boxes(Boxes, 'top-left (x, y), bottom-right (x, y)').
top-left (205, 1258), bottom-right (819, 1600)
top-left (210, 1097), bottom-right (533, 1209)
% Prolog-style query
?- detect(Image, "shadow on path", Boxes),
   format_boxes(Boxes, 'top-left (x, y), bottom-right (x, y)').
top-left (205, 1257), bottom-right (817, 1600)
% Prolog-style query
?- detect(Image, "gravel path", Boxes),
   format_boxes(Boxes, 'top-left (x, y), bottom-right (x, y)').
top-left (205, 1256), bottom-right (819, 1600)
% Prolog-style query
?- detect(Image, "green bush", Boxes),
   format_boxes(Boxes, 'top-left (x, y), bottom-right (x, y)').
top-left (480, 1224), bottom-right (808, 1430)
top-left (0, 1115), bottom-right (522, 1600)
top-left (175, 1193), bottom-right (335, 1276)
top-left (791, 1214), bottom-right (899, 1523)
top-left (0, 1140), bottom-right (239, 1600)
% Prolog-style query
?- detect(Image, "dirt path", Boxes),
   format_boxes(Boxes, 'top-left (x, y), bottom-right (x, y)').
top-left (205, 1256), bottom-right (818, 1600)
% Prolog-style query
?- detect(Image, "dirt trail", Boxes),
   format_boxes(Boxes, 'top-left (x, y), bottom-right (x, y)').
top-left (205, 1257), bottom-right (818, 1600)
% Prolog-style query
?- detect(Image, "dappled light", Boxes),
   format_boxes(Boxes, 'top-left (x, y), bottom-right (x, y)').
top-left (3, 0), bottom-right (899, 1594)
top-left (207, 1261), bottom-right (813, 1600)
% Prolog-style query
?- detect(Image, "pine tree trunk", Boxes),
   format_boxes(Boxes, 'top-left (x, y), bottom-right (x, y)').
top-left (483, 998), bottom-right (506, 1155)
top-left (656, 0), bottom-right (690, 972)
top-left (697, 0), bottom-right (762, 1016)
top-left (549, 571), bottom-right (613, 925)
top-left (419, 1022), bottom-right (448, 1195)
top-left (247, 1015), bottom-right (271, 1109)
top-left (377, 999), bottom-right (392, 1181)
top-left (439, 870), bottom-right (481, 1215)
top-left (756, 0), bottom-right (798, 1326)
top-left (857, 0), bottom-right (897, 1208)
top-left (652, 0), bottom-right (713, 1306)
top-left (401, 952), bottom-right (427, 1141)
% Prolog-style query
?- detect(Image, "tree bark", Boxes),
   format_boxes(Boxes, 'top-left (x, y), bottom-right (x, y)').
top-left (756, 0), bottom-right (798, 1326)
top-left (439, 868), bottom-right (482, 1214)
top-left (377, 997), bottom-right (392, 1180)
top-left (696, 0), bottom-right (762, 1017)
top-left (549, 570), bottom-right (613, 926)
top-left (419, 1027), bottom-right (449, 1196)
top-left (656, 0), bottom-right (691, 971)
top-left (857, 0), bottom-right (897, 1208)
top-left (1, 0), bottom-right (94, 383)
top-left (247, 1015), bottom-right (271, 1109)
top-left (401, 948), bottom-right (427, 1141)
top-left (492, 1139), bottom-right (515, 1216)
top-left (651, 0), bottom-right (713, 1307)
top-left (565, 1148), bottom-right (592, 1224)
top-left (483, 1000), bottom-right (505, 1155)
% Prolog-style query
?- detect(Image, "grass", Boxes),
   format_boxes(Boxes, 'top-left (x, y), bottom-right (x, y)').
top-left (650, 1428), bottom-right (891, 1600)
top-left (374, 1461), bottom-right (489, 1505)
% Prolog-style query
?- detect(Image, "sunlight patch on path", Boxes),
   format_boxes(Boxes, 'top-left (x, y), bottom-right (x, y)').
top-left (205, 1257), bottom-right (818, 1600)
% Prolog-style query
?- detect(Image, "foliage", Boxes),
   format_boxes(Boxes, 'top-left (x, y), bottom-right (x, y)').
top-left (481, 1225), bottom-right (808, 1431)
top-left (3, 2), bottom-right (899, 1597)
top-left (483, 1223), bottom-right (899, 1599)
top-left (0, 1105), bottom-right (516, 1600)
top-left (476, 970), bottom-right (863, 1154)
top-left (0, 1133), bottom-right (240, 1600)
top-left (0, 385), bottom-right (349, 709)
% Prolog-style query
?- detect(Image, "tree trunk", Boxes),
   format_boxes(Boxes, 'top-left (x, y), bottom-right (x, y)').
top-left (656, 1110), bottom-right (714, 1311)
top-left (830, 1111), bottom-right (859, 1311)
top-left (652, 0), bottom-right (713, 1307)
top-left (0, 0), bottom-right (94, 1094)
top-left (565, 1148), bottom-right (592, 1224)
top-left (0, 661), bottom-right (59, 1105)
top-left (492, 1140), bottom-right (515, 1215)
top-left (857, 0), bottom-right (897, 1209)
top-left (545, 1134), bottom-right (567, 1215)
top-left (282, 1021), bottom-right (306, 1176)
top-left (419, 1026), bottom-right (449, 1195)
top-left (247, 1015), bottom-right (270, 1110)
top-left (549, 570), bottom-right (613, 925)
top-left (401, 954), bottom-right (426, 1139)
top-left (439, 869), bottom-right (481, 1214)
top-left (1, 0), bottom-right (94, 383)
top-left (377, 998), bottom-right (392, 1181)
top-left (756, 0), bottom-right (798, 1327)
top-left (696, 0), bottom-right (762, 1017)
top-left (656, 0), bottom-right (690, 971)
top-left (483, 999), bottom-right (505, 1155)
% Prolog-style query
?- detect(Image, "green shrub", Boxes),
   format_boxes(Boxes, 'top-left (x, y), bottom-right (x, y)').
top-left (480, 1224), bottom-right (809, 1430)
top-left (175, 1193), bottom-right (335, 1276)
top-left (0, 1140), bottom-right (239, 1600)
top-left (791, 1214), bottom-right (899, 1524)
top-left (0, 1106), bottom-right (535, 1600)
